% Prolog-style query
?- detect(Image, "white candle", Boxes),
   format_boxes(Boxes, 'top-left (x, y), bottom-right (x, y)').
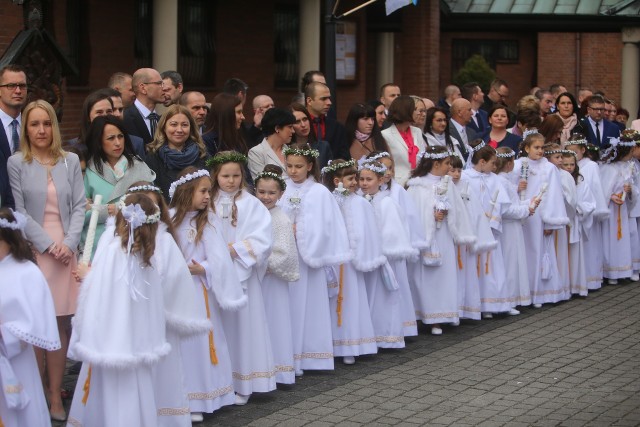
top-left (337, 182), bottom-right (344, 192)
top-left (81, 194), bottom-right (103, 265)
top-left (519, 160), bottom-right (529, 201)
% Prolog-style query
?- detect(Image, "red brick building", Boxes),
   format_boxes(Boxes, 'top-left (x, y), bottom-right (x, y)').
top-left (0, 0), bottom-right (639, 140)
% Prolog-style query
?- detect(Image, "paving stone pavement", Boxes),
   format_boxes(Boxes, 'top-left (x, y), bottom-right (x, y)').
top-left (60, 281), bottom-right (640, 426)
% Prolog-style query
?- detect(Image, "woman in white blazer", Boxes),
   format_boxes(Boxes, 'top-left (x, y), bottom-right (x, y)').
top-left (381, 96), bottom-right (426, 186)
top-left (7, 100), bottom-right (85, 421)
top-left (248, 108), bottom-right (296, 180)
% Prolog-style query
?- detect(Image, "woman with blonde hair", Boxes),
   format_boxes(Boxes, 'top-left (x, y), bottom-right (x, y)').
top-left (7, 99), bottom-right (85, 421)
top-left (145, 104), bottom-right (209, 199)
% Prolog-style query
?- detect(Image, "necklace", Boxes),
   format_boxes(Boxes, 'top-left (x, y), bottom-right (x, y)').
top-left (32, 154), bottom-right (53, 166)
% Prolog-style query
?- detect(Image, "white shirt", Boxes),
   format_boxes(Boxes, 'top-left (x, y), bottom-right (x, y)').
top-left (588, 117), bottom-right (602, 142)
top-left (450, 119), bottom-right (469, 145)
top-left (0, 109), bottom-right (21, 154)
top-left (134, 99), bottom-right (158, 135)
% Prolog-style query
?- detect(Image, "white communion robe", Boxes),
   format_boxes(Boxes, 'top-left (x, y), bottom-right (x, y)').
top-left (455, 176), bottom-right (498, 319)
top-left (172, 210), bottom-right (246, 412)
top-left (372, 189), bottom-right (419, 337)
top-left (330, 193), bottom-right (380, 356)
top-left (497, 172), bottom-right (532, 307)
top-left (68, 230), bottom-right (211, 427)
top-left (463, 169), bottom-right (514, 313)
top-left (262, 206), bottom-right (299, 384)
top-left (214, 189), bottom-right (276, 395)
top-left (513, 157), bottom-right (570, 304)
top-left (600, 161), bottom-right (638, 280)
top-left (280, 177), bottom-right (352, 370)
top-left (0, 255), bottom-right (61, 427)
top-left (566, 176), bottom-right (596, 296)
top-left (578, 157), bottom-right (609, 289)
top-left (407, 174), bottom-right (475, 325)
top-left (629, 158), bottom-right (640, 272)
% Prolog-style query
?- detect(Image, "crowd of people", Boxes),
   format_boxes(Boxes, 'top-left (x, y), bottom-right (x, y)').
top-left (1, 63), bottom-right (640, 427)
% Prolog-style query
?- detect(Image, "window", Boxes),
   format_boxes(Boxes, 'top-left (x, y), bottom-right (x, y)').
top-left (274, 5), bottom-right (299, 89)
top-left (134, 0), bottom-right (153, 69)
top-left (178, 0), bottom-right (215, 87)
top-left (452, 39), bottom-right (519, 75)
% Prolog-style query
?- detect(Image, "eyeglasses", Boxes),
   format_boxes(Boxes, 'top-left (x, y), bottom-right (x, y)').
top-left (0, 83), bottom-right (27, 91)
top-left (497, 92), bottom-right (509, 99)
top-left (605, 109), bottom-right (617, 113)
top-left (415, 109), bottom-right (427, 114)
top-left (143, 81), bottom-right (164, 87)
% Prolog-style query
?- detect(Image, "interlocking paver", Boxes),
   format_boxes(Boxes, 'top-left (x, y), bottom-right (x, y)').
top-left (56, 281), bottom-right (640, 427)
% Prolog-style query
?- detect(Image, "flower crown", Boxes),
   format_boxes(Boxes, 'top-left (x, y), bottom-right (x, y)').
top-left (205, 152), bottom-right (248, 168)
top-left (607, 136), bottom-right (635, 148)
top-left (0, 210), bottom-right (27, 231)
top-left (128, 184), bottom-right (162, 194)
top-left (117, 197), bottom-right (161, 229)
top-left (621, 128), bottom-right (640, 142)
top-left (255, 171), bottom-right (287, 190)
top-left (496, 151), bottom-right (515, 159)
top-left (471, 141), bottom-right (487, 152)
top-left (417, 150), bottom-right (451, 161)
top-left (544, 149), bottom-right (564, 156)
top-left (566, 138), bottom-right (588, 146)
top-left (561, 149), bottom-right (576, 157)
top-left (367, 151), bottom-right (391, 162)
top-left (587, 144), bottom-right (599, 152)
top-left (523, 128), bottom-right (540, 139)
top-left (168, 169), bottom-right (210, 199)
top-left (321, 159), bottom-right (356, 175)
top-left (357, 159), bottom-right (387, 174)
top-left (283, 146), bottom-right (320, 158)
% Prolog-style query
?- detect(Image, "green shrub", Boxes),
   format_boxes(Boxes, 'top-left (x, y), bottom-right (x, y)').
top-left (453, 54), bottom-right (496, 92)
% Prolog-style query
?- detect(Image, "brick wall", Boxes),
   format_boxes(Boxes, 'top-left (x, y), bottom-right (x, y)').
top-left (538, 32), bottom-right (622, 107)
top-left (399, 0), bottom-right (440, 101)
top-left (440, 31), bottom-right (537, 111)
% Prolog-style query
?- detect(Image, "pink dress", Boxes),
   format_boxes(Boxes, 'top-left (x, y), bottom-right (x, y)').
top-left (34, 175), bottom-right (79, 316)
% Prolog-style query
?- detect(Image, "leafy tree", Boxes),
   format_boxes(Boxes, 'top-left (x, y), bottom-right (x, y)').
top-left (453, 54), bottom-right (496, 92)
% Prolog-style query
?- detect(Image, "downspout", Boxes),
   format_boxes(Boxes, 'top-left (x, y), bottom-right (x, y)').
top-left (575, 33), bottom-right (581, 95)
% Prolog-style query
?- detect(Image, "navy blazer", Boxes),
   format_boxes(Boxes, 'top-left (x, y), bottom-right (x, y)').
top-left (580, 117), bottom-right (621, 148)
top-left (0, 125), bottom-right (14, 208)
top-left (448, 121), bottom-right (477, 161)
top-left (123, 105), bottom-right (155, 144)
top-left (482, 130), bottom-right (523, 152)
top-left (468, 109), bottom-right (489, 135)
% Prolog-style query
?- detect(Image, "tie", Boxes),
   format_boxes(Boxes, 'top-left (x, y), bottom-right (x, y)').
top-left (457, 129), bottom-right (469, 159)
top-left (595, 121), bottom-right (601, 146)
top-left (472, 112), bottom-right (479, 129)
top-left (148, 112), bottom-right (160, 139)
top-left (313, 117), bottom-right (323, 140)
top-left (10, 119), bottom-right (19, 153)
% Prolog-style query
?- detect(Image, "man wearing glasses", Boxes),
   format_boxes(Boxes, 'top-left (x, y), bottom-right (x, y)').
top-left (0, 64), bottom-right (28, 208)
top-left (123, 68), bottom-right (165, 144)
top-left (481, 78), bottom-right (516, 127)
top-left (581, 95), bottom-right (620, 148)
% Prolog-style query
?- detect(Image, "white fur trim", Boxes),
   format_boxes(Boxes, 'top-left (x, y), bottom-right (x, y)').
top-left (164, 311), bottom-right (212, 336)
top-left (353, 255), bottom-right (387, 273)
top-left (216, 294), bottom-right (248, 311)
top-left (471, 240), bottom-right (498, 254)
top-left (72, 342), bottom-right (171, 369)
top-left (383, 247), bottom-right (419, 261)
top-left (542, 216), bottom-right (570, 226)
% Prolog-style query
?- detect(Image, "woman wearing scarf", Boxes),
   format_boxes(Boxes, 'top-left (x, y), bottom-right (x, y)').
top-left (381, 96), bottom-right (426, 186)
top-left (82, 115), bottom-right (155, 260)
top-left (345, 103), bottom-right (390, 161)
top-left (145, 105), bottom-right (209, 200)
top-left (554, 92), bottom-right (585, 144)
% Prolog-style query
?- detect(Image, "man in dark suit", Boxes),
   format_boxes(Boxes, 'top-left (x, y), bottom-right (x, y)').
top-left (305, 81), bottom-right (349, 160)
top-left (123, 68), bottom-right (164, 144)
top-left (448, 98), bottom-right (477, 162)
top-left (481, 78), bottom-right (516, 128)
top-left (101, 88), bottom-right (146, 159)
top-left (0, 64), bottom-right (28, 208)
top-left (436, 85), bottom-right (461, 116)
top-left (580, 95), bottom-right (620, 148)
top-left (461, 82), bottom-right (489, 136)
